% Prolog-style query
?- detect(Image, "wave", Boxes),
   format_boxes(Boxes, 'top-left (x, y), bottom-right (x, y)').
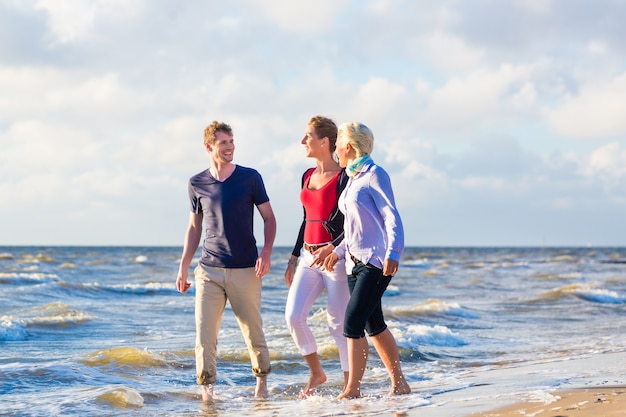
top-left (58, 281), bottom-right (180, 297)
top-left (0, 272), bottom-right (59, 285)
top-left (387, 298), bottom-right (479, 319)
top-left (83, 346), bottom-right (168, 368)
top-left (134, 255), bottom-right (148, 263)
top-left (533, 283), bottom-right (626, 304)
top-left (533, 272), bottom-right (582, 280)
top-left (384, 284), bottom-right (401, 296)
top-left (0, 318), bottom-right (28, 341)
top-left (547, 255), bottom-right (583, 264)
top-left (1, 361), bottom-right (137, 394)
top-left (569, 287), bottom-right (626, 304)
top-left (102, 282), bottom-right (180, 295)
top-left (97, 386), bottom-right (144, 408)
top-left (401, 258), bottom-right (430, 268)
top-left (393, 324), bottom-right (467, 347)
top-left (3, 302), bottom-right (94, 328)
top-left (9, 253), bottom-right (58, 264)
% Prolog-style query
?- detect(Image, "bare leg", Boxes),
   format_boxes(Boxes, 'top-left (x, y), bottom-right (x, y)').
top-left (200, 384), bottom-right (214, 402)
top-left (336, 336), bottom-right (368, 400)
top-left (370, 329), bottom-right (411, 396)
top-left (342, 371), bottom-right (349, 391)
top-left (299, 352), bottom-right (327, 398)
top-left (255, 375), bottom-right (269, 398)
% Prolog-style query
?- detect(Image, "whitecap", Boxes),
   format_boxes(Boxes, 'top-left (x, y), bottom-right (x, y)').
top-left (16, 302), bottom-right (95, 326)
top-left (395, 324), bottom-right (467, 347)
top-left (570, 287), bottom-right (625, 304)
top-left (0, 318), bottom-right (28, 341)
top-left (134, 255), bottom-right (148, 263)
top-left (387, 298), bottom-right (479, 319)
top-left (0, 272), bottom-right (59, 285)
top-left (384, 284), bottom-right (401, 296)
top-left (402, 258), bottom-right (430, 268)
top-left (102, 282), bottom-right (178, 295)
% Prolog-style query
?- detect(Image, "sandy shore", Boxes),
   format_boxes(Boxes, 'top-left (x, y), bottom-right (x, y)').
top-left (469, 387), bottom-right (626, 417)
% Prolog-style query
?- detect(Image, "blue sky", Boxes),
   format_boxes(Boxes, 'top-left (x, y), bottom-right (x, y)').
top-left (2, 0), bottom-right (626, 247)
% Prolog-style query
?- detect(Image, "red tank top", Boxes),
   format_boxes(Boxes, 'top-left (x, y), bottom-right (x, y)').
top-left (300, 169), bottom-right (340, 244)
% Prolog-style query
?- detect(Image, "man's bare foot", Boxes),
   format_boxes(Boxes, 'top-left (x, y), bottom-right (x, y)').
top-left (335, 388), bottom-right (360, 400)
top-left (298, 373), bottom-right (327, 398)
top-left (255, 376), bottom-right (269, 399)
top-left (389, 379), bottom-right (411, 396)
top-left (200, 384), bottom-right (214, 402)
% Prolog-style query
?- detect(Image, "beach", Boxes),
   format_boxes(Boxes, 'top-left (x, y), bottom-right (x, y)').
top-left (1, 246), bottom-right (625, 416)
top-left (470, 387), bottom-right (626, 417)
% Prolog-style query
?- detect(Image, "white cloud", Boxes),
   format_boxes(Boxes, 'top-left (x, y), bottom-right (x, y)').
top-left (514, 0), bottom-right (553, 14)
top-left (419, 63), bottom-right (538, 131)
top-left (2, 0), bottom-right (626, 246)
top-left (544, 72), bottom-right (626, 138)
top-left (33, 0), bottom-right (144, 44)
top-left (584, 142), bottom-right (626, 180)
top-left (414, 31), bottom-right (485, 72)
top-left (242, 0), bottom-right (346, 34)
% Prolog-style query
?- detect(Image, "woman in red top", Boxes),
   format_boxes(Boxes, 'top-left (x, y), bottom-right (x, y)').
top-left (284, 115), bottom-right (349, 397)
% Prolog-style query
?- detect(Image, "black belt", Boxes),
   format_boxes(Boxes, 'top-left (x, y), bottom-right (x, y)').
top-left (349, 253), bottom-right (363, 265)
top-left (304, 243), bottom-right (325, 254)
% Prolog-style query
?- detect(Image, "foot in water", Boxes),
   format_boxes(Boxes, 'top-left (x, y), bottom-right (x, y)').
top-left (335, 387), bottom-right (360, 400)
top-left (255, 376), bottom-right (269, 399)
top-left (389, 379), bottom-right (411, 396)
top-left (299, 373), bottom-right (327, 398)
top-left (200, 384), bottom-right (214, 402)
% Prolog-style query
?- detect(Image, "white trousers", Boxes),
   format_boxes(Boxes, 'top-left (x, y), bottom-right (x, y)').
top-left (284, 248), bottom-right (350, 371)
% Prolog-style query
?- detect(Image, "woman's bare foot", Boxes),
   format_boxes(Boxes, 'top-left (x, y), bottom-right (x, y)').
top-left (200, 384), bottom-right (214, 402)
top-left (390, 379), bottom-right (411, 396)
top-left (255, 376), bottom-right (269, 399)
top-left (299, 372), bottom-right (327, 398)
top-left (335, 387), bottom-right (360, 400)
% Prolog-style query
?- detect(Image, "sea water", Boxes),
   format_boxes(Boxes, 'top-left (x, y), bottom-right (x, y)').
top-left (1, 246), bottom-right (625, 416)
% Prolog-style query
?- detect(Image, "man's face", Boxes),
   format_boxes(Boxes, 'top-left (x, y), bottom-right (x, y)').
top-left (207, 131), bottom-right (235, 164)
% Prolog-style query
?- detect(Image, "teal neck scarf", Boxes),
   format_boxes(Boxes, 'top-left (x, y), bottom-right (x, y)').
top-left (346, 154), bottom-right (371, 177)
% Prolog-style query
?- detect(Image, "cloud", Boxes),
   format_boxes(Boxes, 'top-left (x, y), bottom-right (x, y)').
top-left (583, 142), bottom-right (626, 185)
top-left (416, 62), bottom-right (542, 133)
top-left (242, 0), bottom-right (346, 34)
top-left (2, 0), bottom-right (626, 246)
top-left (32, 0), bottom-right (144, 44)
top-left (544, 72), bottom-right (626, 138)
top-left (413, 31), bottom-right (485, 72)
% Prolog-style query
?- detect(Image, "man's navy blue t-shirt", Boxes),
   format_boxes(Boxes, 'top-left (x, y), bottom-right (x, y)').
top-left (188, 165), bottom-right (269, 268)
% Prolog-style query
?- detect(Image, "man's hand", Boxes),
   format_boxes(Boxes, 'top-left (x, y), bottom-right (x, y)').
top-left (255, 249), bottom-right (272, 278)
top-left (176, 270), bottom-right (191, 293)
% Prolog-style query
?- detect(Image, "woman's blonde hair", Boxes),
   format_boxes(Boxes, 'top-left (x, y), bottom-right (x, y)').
top-left (338, 121), bottom-right (374, 157)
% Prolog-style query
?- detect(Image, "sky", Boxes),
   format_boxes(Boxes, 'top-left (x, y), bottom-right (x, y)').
top-left (2, 0), bottom-right (626, 247)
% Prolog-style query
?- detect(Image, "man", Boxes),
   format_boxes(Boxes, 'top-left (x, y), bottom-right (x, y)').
top-left (176, 121), bottom-right (276, 402)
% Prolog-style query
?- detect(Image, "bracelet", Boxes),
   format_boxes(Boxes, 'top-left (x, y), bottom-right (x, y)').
top-left (287, 258), bottom-right (298, 266)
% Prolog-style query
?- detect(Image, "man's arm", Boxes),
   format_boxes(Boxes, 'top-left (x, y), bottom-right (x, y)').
top-left (176, 212), bottom-right (203, 293)
top-left (255, 201), bottom-right (276, 278)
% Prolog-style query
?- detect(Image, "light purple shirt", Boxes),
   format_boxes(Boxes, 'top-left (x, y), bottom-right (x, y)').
top-left (334, 159), bottom-right (404, 270)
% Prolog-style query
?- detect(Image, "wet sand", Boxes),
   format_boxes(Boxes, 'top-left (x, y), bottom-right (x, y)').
top-left (469, 387), bottom-right (626, 417)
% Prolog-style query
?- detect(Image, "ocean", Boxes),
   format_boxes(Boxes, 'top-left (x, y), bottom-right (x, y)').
top-left (1, 246), bottom-right (625, 416)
